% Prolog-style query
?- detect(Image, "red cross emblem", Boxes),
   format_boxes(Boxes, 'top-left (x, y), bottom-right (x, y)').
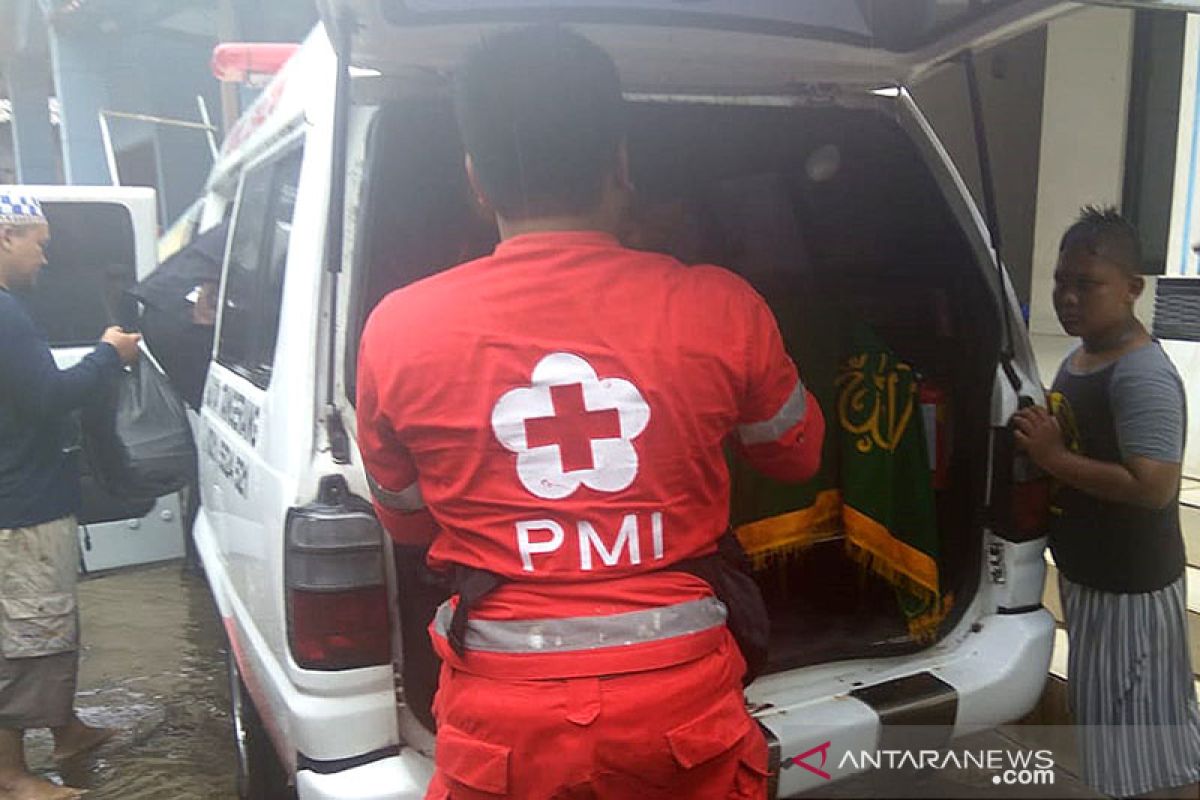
top-left (492, 352), bottom-right (650, 499)
top-left (524, 383), bottom-right (622, 472)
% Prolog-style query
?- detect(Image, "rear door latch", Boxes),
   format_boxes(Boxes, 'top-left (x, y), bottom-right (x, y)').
top-left (987, 540), bottom-right (1006, 585)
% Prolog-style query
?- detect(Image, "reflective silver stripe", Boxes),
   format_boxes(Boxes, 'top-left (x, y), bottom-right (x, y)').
top-left (737, 379), bottom-right (807, 445)
top-left (365, 472), bottom-right (425, 511)
top-left (433, 596), bottom-right (728, 654)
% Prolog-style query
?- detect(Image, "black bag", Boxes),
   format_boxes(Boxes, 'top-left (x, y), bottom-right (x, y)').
top-left (82, 350), bottom-right (197, 502)
top-left (673, 530), bottom-right (771, 685)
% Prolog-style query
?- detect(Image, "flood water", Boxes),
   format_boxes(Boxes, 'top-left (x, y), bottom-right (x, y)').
top-left (28, 564), bottom-right (238, 799)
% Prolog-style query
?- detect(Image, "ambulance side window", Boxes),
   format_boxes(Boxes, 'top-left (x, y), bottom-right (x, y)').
top-left (217, 145), bottom-right (303, 388)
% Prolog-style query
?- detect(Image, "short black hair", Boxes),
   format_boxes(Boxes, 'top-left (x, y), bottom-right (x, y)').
top-left (454, 25), bottom-right (624, 219)
top-left (1059, 205), bottom-right (1142, 275)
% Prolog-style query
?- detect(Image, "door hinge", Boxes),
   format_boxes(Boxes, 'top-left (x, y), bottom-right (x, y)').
top-left (325, 404), bottom-right (350, 465)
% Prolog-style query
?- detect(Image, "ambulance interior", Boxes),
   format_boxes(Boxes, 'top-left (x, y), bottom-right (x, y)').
top-left (351, 94), bottom-right (999, 731)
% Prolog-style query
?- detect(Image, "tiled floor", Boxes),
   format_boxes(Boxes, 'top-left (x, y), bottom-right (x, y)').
top-left (1181, 477), bottom-right (1200, 510)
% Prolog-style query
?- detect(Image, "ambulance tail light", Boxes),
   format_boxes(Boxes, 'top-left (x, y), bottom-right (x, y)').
top-left (992, 417), bottom-right (1051, 543)
top-left (285, 477), bottom-right (391, 671)
top-left (1012, 469), bottom-right (1051, 541)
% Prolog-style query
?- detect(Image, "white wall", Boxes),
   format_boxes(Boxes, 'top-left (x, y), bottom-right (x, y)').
top-left (912, 30), bottom-right (1047, 307)
top-left (1029, 7), bottom-right (1136, 358)
top-left (1161, 340), bottom-right (1200, 477)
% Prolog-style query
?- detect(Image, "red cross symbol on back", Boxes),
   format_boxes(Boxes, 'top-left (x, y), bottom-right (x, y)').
top-left (524, 383), bottom-right (622, 473)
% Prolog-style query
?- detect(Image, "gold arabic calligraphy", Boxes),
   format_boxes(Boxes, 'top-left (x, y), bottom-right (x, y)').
top-left (837, 352), bottom-right (916, 454)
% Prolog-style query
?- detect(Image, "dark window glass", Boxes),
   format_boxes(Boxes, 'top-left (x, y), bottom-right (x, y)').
top-left (1123, 10), bottom-right (1186, 275)
top-left (29, 202), bottom-right (138, 346)
top-left (216, 145), bottom-right (303, 388)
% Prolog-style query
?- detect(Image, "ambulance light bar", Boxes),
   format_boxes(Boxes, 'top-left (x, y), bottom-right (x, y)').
top-left (211, 43), bottom-right (301, 84)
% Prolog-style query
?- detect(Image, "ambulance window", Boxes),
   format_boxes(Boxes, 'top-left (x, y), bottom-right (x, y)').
top-left (27, 202), bottom-right (138, 347)
top-left (217, 145), bottom-right (303, 388)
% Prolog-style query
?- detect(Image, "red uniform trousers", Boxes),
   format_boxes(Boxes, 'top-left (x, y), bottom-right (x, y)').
top-left (425, 630), bottom-right (768, 800)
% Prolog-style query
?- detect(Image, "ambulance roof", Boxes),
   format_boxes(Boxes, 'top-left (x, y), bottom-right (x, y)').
top-left (208, 27), bottom-right (335, 189)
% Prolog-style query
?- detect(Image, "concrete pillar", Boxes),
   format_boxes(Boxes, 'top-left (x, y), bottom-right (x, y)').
top-left (47, 23), bottom-right (112, 185)
top-left (1029, 7), bottom-right (1135, 372)
top-left (5, 55), bottom-right (58, 184)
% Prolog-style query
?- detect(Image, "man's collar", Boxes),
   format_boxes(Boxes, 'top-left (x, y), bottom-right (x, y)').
top-left (494, 230), bottom-right (619, 254)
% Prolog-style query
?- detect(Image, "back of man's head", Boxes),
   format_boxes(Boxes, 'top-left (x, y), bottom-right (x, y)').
top-left (455, 25), bottom-right (624, 220)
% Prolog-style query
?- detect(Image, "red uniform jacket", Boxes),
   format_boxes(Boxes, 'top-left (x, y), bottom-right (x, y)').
top-left (357, 231), bottom-right (823, 678)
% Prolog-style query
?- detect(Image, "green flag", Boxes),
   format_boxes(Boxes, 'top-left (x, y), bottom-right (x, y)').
top-left (837, 323), bottom-right (950, 641)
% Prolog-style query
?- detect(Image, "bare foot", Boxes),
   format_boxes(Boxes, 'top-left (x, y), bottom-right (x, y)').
top-left (50, 721), bottom-right (116, 762)
top-left (0, 772), bottom-right (86, 800)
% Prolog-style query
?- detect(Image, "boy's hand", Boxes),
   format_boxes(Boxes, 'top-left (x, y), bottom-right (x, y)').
top-left (1011, 405), bottom-right (1066, 469)
top-left (101, 326), bottom-right (142, 365)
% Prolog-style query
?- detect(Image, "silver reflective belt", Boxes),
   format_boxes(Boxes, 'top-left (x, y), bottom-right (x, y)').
top-left (433, 596), bottom-right (728, 654)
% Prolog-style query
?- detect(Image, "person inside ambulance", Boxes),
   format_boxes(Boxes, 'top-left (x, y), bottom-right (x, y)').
top-left (356, 25), bottom-right (824, 800)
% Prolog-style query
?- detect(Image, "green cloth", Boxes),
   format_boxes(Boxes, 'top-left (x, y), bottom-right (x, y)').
top-left (837, 323), bottom-right (948, 639)
top-left (728, 266), bottom-right (842, 562)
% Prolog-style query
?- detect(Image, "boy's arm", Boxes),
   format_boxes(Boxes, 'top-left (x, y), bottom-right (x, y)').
top-left (1015, 354), bottom-right (1185, 510)
top-left (1014, 409), bottom-right (1179, 509)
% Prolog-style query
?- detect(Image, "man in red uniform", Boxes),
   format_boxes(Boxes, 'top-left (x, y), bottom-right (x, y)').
top-left (357, 25), bottom-right (824, 800)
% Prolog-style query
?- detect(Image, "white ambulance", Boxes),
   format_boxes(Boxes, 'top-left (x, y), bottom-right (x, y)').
top-left (190, 2), bottom-right (1200, 798)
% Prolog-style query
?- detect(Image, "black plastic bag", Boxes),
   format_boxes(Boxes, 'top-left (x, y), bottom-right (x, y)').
top-left (672, 530), bottom-right (771, 685)
top-left (82, 350), bottom-right (197, 502)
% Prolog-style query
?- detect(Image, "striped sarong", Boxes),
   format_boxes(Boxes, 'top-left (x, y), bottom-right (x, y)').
top-left (1060, 572), bottom-right (1200, 796)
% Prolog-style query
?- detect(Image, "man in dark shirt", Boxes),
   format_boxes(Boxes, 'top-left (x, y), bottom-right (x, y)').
top-left (0, 192), bottom-right (140, 800)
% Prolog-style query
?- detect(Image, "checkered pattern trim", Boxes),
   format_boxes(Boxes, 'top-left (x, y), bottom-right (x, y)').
top-left (0, 191), bottom-right (45, 225)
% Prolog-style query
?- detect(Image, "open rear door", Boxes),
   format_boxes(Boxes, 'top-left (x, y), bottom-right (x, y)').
top-left (318, 0), bottom-right (1200, 86)
top-left (317, 1), bottom-right (1116, 88)
top-left (24, 186), bottom-right (188, 573)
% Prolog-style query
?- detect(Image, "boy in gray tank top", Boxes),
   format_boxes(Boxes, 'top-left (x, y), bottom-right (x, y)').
top-left (1012, 207), bottom-right (1199, 798)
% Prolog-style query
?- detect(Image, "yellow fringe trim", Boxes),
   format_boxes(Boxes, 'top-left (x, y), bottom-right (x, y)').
top-left (841, 506), bottom-right (939, 597)
top-left (902, 592), bottom-right (955, 643)
top-left (842, 508), bottom-right (954, 642)
top-left (735, 489), bottom-right (843, 571)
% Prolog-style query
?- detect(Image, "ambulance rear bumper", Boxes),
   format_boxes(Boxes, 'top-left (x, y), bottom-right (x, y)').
top-left (296, 749), bottom-right (433, 799)
top-left (755, 608), bottom-right (1056, 798)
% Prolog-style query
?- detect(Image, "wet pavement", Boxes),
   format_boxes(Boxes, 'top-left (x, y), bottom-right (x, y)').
top-left (30, 563), bottom-right (237, 799)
